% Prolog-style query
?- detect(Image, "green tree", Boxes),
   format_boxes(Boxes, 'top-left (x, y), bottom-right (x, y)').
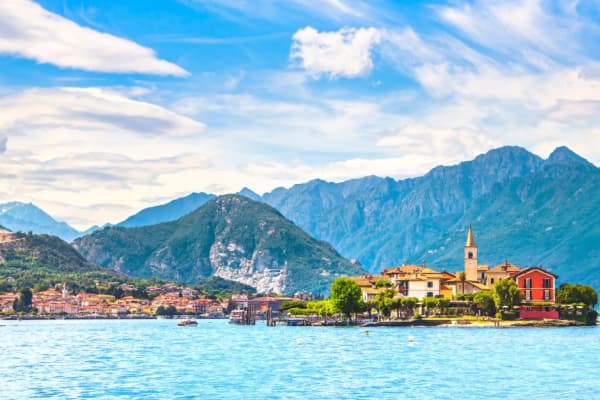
top-left (401, 297), bottom-right (418, 318)
top-left (492, 279), bottom-right (521, 309)
top-left (13, 287), bottom-right (33, 312)
top-left (155, 305), bottom-right (176, 316)
top-left (557, 283), bottom-right (598, 307)
top-left (391, 297), bottom-right (403, 319)
top-left (374, 289), bottom-right (394, 320)
top-left (473, 291), bottom-right (495, 316)
top-left (375, 279), bottom-right (392, 288)
top-left (422, 297), bottom-right (439, 316)
top-left (330, 277), bottom-right (364, 322)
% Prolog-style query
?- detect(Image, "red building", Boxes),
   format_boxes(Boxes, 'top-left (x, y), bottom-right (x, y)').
top-left (515, 267), bottom-right (558, 319)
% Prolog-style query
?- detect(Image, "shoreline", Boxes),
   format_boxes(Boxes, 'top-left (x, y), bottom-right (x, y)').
top-left (0, 315), bottom-right (227, 321)
top-left (1, 316), bottom-right (594, 327)
top-left (360, 318), bottom-right (590, 328)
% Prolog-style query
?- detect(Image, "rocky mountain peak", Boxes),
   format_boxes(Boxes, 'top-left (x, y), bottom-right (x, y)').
top-left (546, 146), bottom-right (595, 168)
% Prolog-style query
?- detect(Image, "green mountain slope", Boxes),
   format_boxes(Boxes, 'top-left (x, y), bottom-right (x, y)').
top-left (74, 195), bottom-right (365, 295)
top-left (0, 231), bottom-right (125, 290)
top-left (415, 162), bottom-right (600, 287)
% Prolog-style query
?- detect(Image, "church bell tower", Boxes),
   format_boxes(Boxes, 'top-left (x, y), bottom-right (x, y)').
top-left (464, 224), bottom-right (478, 281)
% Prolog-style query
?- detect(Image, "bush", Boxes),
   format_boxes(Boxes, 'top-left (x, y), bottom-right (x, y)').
top-left (499, 311), bottom-right (518, 320)
top-left (287, 307), bottom-right (312, 316)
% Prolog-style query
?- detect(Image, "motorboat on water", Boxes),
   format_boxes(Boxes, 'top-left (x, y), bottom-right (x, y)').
top-left (178, 319), bottom-right (198, 326)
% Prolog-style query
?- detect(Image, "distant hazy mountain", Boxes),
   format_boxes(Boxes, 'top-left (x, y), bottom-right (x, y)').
top-left (237, 187), bottom-right (261, 201)
top-left (74, 195), bottom-right (364, 295)
top-left (117, 192), bottom-right (215, 227)
top-left (0, 202), bottom-right (81, 242)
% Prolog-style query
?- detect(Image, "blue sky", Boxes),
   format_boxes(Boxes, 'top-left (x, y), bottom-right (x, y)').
top-left (0, 0), bottom-right (599, 228)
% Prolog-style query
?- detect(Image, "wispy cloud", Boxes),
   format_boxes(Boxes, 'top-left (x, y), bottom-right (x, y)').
top-left (0, 0), bottom-right (188, 76)
top-left (0, 87), bottom-right (205, 138)
top-left (179, 0), bottom-right (378, 24)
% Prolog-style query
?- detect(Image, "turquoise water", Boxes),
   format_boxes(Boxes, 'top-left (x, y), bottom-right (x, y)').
top-left (1, 319), bottom-right (598, 399)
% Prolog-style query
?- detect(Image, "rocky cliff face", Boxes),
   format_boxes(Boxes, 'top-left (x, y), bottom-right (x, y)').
top-left (74, 195), bottom-right (365, 295)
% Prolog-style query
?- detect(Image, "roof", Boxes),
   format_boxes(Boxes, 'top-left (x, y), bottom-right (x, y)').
top-left (465, 224), bottom-right (476, 247)
top-left (383, 265), bottom-right (442, 276)
top-left (351, 275), bottom-right (386, 287)
top-left (515, 267), bottom-right (558, 279)
top-left (440, 271), bottom-right (456, 280)
top-left (477, 265), bottom-right (489, 271)
top-left (471, 282), bottom-right (489, 290)
top-left (382, 264), bottom-right (422, 274)
top-left (446, 279), bottom-right (487, 290)
top-left (488, 261), bottom-right (522, 273)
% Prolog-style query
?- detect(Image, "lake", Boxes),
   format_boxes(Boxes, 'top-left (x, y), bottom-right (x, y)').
top-left (1, 319), bottom-right (598, 399)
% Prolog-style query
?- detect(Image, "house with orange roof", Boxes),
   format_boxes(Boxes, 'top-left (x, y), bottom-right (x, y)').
top-left (0, 293), bottom-right (18, 312)
top-left (381, 263), bottom-right (446, 299)
top-left (350, 275), bottom-right (388, 303)
top-left (486, 260), bottom-right (523, 288)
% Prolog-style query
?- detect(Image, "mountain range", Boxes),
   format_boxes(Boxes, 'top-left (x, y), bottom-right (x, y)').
top-left (82, 146), bottom-right (599, 288)
top-left (0, 202), bottom-right (81, 242)
top-left (2, 145), bottom-right (599, 290)
top-left (73, 195), bottom-right (364, 295)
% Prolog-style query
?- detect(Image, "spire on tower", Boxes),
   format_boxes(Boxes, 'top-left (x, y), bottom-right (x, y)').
top-left (466, 224), bottom-right (476, 247)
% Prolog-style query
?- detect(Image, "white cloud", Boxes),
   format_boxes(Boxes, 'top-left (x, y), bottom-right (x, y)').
top-left (377, 123), bottom-right (499, 160)
top-left (0, 86), bottom-right (212, 228)
top-left (291, 26), bottom-right (381, 78)
top-left (0, 0), bottom-right (188, 76)
top-left (0, 87), bottom-right (206, 138)
top-left (436, 0), bottom-right (581, 64)
top-left (546, 100), bottom-right (600, 122)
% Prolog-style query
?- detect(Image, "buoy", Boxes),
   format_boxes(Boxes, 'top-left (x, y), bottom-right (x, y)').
top-left (407, 335), bottom-right (415, 343)
top-left (365, 330), bottom-right (369, 336)
top-left (296, 338), bottom-right (303, 345)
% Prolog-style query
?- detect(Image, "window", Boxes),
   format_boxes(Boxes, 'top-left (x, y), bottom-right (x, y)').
top-left (544, 290), bottom-right (550, 300)
top-left (490, 278), bottom-right (495, 284)
top-left (468, 252), bottom-right (473, 259)
top-left (427, 292), bottom-right (434, 297)
top-left (524, 278), bottom-right (532, 289)
top-left (427, 281), bottom-right (433, 288)
top-left (525, 290), bottom-right (531, 300)
top-left (543, 278), bottom-right (551, 289)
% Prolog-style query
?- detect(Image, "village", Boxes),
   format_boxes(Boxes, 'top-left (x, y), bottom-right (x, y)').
top-left (0, 226), bottom-right (596, 325)
top-left (0, 279), bottom-right (307, 320)
top-left (351, 225), bottom-right (564, 320)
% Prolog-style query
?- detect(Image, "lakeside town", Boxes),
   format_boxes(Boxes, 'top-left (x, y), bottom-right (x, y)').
top-left (1, 226), bottom-right (597, 326)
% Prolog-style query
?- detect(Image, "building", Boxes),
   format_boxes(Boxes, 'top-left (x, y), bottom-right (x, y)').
top-left (381, 263), bottom-right (446, 299)
top-left (351, 275), bottom-right (387, 303)
top-left (486, 261), bottom-right (522, 288)
top-left (515, 267), bottom-right (557, 302)
top-left (0, 293), bottom-right (18, 312)
top-left (464, 224), bottom-right (479, 281)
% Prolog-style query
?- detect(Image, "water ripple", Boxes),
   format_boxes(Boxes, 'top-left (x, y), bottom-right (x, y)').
top-left (0, 321), bottom-right (598, 399)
